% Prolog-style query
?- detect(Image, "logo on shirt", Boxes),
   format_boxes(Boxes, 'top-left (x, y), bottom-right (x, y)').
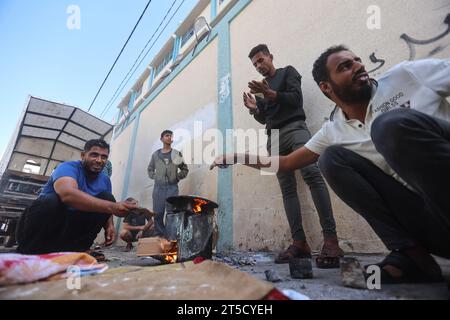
top-left (399, 100), bottom-right (411, 109)
top-left (374, 92), bottom-right (405, 113)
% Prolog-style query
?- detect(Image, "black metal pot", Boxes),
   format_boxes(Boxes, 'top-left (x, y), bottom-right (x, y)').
top-left (165, 195), bottom-right (218, 262)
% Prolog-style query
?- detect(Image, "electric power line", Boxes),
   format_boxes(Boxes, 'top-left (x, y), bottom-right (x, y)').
top-left (100, 0), bottom-right (179, 117)
top-left (87, 0), bottom-right (152, 112)
top-left (100, 0), bottom-right (186, 119)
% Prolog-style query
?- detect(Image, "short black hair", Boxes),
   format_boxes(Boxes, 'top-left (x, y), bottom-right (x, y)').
top-left (312, 45), bottom-right (349, 86)
top-left (160, 130), bottom-right (173, 138)
top-left (248, 44), bottom-right (271, 59)
top-left (84, 139), bottom-right (110, 152)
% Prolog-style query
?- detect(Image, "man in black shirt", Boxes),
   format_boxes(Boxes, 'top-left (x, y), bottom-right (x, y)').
top-left (244, 44), bottom-right (343, 267)
top-left (120, 197), bottom-right (154, 251)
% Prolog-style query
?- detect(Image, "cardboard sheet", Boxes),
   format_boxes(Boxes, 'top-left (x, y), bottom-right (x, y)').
top-left (0, 260), bottom-right (274, 300)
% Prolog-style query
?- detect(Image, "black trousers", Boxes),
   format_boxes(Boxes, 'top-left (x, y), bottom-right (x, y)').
top-left (318, 109), bottom-right (450, 259)
top-left (16, 192), bottom-right (115, 254)
top-left (267, 120), bottom-right (337, 241)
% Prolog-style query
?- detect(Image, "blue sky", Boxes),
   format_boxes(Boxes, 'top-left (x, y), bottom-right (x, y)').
top-left (0, 0), bottom-right (198, 159)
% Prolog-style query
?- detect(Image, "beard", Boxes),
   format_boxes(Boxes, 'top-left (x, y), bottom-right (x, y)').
top-left (331, 79), bottom-right (373, 104)
top-left (82, 160), bottom-right (102, 176)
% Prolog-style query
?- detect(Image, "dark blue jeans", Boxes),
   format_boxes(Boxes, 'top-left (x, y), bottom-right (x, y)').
top-left (16, 192), bottom-right (114, 254)
top-left (318, 109), bottom-right (450, 258)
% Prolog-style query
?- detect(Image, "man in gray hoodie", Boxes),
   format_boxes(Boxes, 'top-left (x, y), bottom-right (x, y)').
top-left (147, 130), bottom-right (189, 237)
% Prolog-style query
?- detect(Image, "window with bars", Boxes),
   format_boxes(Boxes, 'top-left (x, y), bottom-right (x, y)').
top-left (135, 84), bottom-right (143, 99)
top-left (180, 25), bottom-right (195, 47)
top-left (155, 51), bottom-right (173, 76)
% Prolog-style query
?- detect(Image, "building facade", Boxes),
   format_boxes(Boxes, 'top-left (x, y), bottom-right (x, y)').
top-left (110, 0), bottom-right (450, 253)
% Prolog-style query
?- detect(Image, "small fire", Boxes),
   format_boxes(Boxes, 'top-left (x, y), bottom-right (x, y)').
top-left (163, 240), bottom-right (178, 263)
top-left (193, 198), bottom-right (208, 214)
top-left (164, 253), bottom-right (177, 263)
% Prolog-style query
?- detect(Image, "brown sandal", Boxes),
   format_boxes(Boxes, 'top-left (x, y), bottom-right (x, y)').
top-left (87, 250), bottom-right (107, 262)
top-left (315, 247), bottom-right (344, 269)
top-left (274, 245), bottom-right (312, 264)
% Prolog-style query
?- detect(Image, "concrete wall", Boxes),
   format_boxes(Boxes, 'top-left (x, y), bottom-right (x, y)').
top-left (229, 0), bottom-right (450, 253)
top-left (108, 38), bottom-right (219, 246)
top-left (199, 2), bottom-right (211, 23)
top-left (110, 123), bottom-right (135, 202)
top-left (121, 38), bottom-right (219, 210)
top-left (110, 0), bottom-right (450, 253)
top-left (95, 122), bottom-right (134, 245)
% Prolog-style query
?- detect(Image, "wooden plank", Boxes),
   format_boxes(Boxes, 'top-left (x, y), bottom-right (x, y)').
top-left (136, 237), bottom-right (176, 256)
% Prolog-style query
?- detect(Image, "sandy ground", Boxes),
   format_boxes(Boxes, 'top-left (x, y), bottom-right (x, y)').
top-left (96, 244), bottom-right (450, 300)
top-left (1, 244), bottom-right (449, 300)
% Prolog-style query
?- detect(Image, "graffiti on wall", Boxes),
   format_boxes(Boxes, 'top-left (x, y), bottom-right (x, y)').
top-left (219, 73), bottom-right (231, 104)
top-left (368, 10), bottom-right (450, 74)
top-left (367, 52), bottom-right (385, 74)
top-left (400, 13), bottom-right (450, 60)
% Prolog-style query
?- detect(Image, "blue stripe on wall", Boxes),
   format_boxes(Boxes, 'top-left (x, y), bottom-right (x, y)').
top-left (128, 91), bottom-right (136, 111)
top-left (172, 36), bottom-right (181, 62)
top-left (211, 0), bottom-right (217, 20)
top-left (216, 19), bottom-right (234, 251)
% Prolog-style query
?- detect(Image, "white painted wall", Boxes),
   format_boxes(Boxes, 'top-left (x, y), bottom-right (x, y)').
top-left (110, 0), bottom-right (450, 252)
top-left (121, 39), bottom-right (219, 213)
top-left (229, 0), bottom-right (450, 253)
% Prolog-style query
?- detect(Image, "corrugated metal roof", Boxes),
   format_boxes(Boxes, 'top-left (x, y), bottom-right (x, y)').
top-left (0, 96), bottom-right (113, 177)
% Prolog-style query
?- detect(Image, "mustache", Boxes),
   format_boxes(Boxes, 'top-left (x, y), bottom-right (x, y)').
top-left (352, 68), bottom-right (368, 81)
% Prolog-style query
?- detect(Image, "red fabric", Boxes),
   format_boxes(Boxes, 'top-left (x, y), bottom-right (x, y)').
top-left (263, 288), bottom-right (290, 300)
top-left (193, 256), bottom-right (207, 264)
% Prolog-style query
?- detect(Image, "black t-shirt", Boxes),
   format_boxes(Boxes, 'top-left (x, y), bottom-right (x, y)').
top-left (123, 211), bottom-right (148, 227)
top-left (161, 150), bottom-right (171, 165)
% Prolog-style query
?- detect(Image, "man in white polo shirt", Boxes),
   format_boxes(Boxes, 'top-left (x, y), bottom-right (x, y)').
top-left (211, 45), bottom-right (450, 284)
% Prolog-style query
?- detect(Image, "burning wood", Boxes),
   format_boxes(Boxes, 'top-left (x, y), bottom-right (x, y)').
top-left (164, 253), bottom-right (178, 263)
top-left (137, 237), bottom-right (177, 258)
top-left (163, 241), bottom-right (178, 263)
top-left (137, 195), bottom-right (219, 264)
top-left (192, 198), bottom-right (208, 214)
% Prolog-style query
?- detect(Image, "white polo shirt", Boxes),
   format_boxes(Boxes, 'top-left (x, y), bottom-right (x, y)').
top-left (305, 58), bottom-right (450, 186)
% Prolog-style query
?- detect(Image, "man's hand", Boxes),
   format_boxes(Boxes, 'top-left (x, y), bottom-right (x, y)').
top-left (248, 80), bottom-right (277, 100)
top-left (243, 92), bottom-right (257, 113)
top-left (136, 231), bottom-right (143, 240)
top-left (104, 223), bottom-right (116, 246)
top-left (54, 177), bottom-right (136, 217)
top-left (112, 201), bottom-right (138, 217)
top-left (210, 154), bottom-right (234, 170)
top-left (145, 219), bottom-right (155, 232)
